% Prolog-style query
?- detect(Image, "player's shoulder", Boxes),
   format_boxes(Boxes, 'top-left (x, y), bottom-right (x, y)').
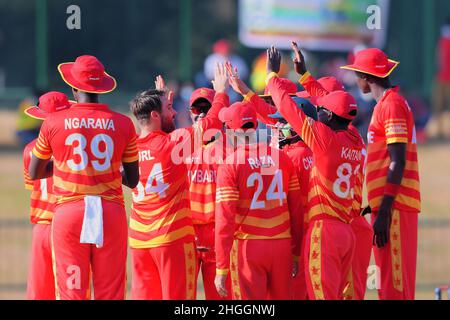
top-left (23, 139), bottom-right (37, 158)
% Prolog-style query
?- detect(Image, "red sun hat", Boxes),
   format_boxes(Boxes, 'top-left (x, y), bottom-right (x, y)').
top-left (261, 78), bottom-right (298, 97)
top-left (219, 101), bottom-right (257, 130)
top-left (58, 55), bottom-right (117, 94)
top-left (297, 76), bottom-right (345, 98)
top-left (310, 91), bottom-right (358, 120)
top-left (340, 48), bottom-right (399, 78)
top-left (189, 87), bottom-right (215, 107)
top-left (24, 91), bottom-right (73, 120)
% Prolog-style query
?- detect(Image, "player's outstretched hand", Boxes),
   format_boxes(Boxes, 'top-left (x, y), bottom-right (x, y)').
top-left (291, 41), bottom-right (307, 76)
top-left (212, 63), bottom-right (229, 94)
top-left (155, 75), bottom-right (174, 105)
top-left (225, 61), bottom-right (251, 96)
top-left (214, 274), bottom-right (229, 298)
top-left (373, 209), bottom-right (391, 248)
top-left (266, 46), bottom-right (282, 74)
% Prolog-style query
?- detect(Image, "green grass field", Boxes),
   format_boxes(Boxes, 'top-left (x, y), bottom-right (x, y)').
top-left (0, 110), bottom-right (449, 300)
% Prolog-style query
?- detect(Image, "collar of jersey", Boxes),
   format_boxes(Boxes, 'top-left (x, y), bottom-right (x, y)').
top-left (72, 103), bottom-right (109, 110)
top-left (137, 130), bottom-right (167, 142)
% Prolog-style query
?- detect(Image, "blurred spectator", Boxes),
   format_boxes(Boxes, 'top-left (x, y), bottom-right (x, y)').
top-left (16, 89), bottom-right (44, 148)
top-left (433, 18), bottom-right (450, 139)
top-left (204, 39), bottom-right (249, 81)
top-left (405, 91), bottom-right (431, 144)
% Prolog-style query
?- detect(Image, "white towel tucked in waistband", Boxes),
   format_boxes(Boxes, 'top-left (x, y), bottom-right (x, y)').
top-left (80, 196), bottom-right (104, 248)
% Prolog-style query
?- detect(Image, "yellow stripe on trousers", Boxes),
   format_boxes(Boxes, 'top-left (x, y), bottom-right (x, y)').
top-left (390, 210), bottom-right (404, 292)
top-left (184, 242), bottom-right (197, 300)
top-left (230, 240), bottom-right (242, 300)
top-left (309, 220), bottom-right (325, 300)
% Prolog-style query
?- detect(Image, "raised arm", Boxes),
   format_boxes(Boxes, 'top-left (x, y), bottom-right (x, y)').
top-left (226, 62), bottom-right (277, 125)
top-left (292, 41), bottom-right (330, 98)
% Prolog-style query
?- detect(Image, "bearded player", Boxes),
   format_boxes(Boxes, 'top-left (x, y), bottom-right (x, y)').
top-left (129, 63), bottom-right (229, 300)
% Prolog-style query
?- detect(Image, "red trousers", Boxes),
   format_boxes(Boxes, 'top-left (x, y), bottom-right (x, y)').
top-left (372, 210), bottom-right (418, 300)
top-left (52, 199), bottom-right (127, 300)
top-left (343, 216), bottom-right (373, 300)
top-left (230, 238), bottom-right (292, 300)
top-left (194, 223), bottom-right (231, 300)
top-left (131, 240), bottom-right (197, 300)
top-left (292, 225), bottom-right (308, 300)
top-left (305, 218), bottom-right (355, 300)
top-left (27, 224), bottom-right (56, 300)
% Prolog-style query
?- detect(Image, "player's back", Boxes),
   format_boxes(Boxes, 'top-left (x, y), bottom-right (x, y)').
top-left (34, 103), bottom-right (138, 204)
top-left (308, 124), bottom-right (366, 223)
top-left (129, 131), bottom-right (194, 249)
top-left (219, 143), bottom-right (295, 240)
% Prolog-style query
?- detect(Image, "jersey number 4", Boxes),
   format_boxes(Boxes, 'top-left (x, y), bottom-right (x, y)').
top-left (133, 163), bottom-right (169, 202)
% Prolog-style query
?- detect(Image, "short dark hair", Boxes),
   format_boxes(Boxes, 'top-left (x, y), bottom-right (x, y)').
top-left (130, 89), bottom-right (164, 122)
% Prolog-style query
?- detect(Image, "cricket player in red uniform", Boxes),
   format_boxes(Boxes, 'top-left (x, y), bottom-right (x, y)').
top-left (291, 43), bottom-right (373, 299)
top-left (341, 48), bottom-right (421, 300)
top-left (29, 55), bottom-right (140, 300)
top-left (186, 87), bottom-right (232, 300)
top-left (22, 92), bottom-right (72, 299)
top-left (266, 46), bottom-right (365, 300)
top-left (129, 65), bottom-right (229, 300)
top-left (225, 66), bottom-right (315, 299)
top-left (214, 101), bottom-right (303, 300)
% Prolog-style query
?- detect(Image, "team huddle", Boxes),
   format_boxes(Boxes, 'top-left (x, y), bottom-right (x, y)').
top-left (22, 41), bottom-right (421, 300)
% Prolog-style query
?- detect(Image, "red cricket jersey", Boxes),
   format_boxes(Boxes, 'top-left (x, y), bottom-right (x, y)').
top-left (32, 103), bottom-right (139, 205)
top-left (297, 73), bottom-right (368, 219)
top-left (129, 93), bottom-right (229, 248)
top-left (366, 87), bottom-right (421, 213)
top-left (282, 141), bottom-right (314, 223)
top-left (23, 140), bottom-right (55, 224)
top-left (269, 76), bottom-right (366, 224)
top-left (187, 137), bottom-right (225, 225)
top-left (215, 143), bottom-right (303, 273)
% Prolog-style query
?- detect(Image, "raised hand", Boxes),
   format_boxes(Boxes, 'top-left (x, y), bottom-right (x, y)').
top-left (225, 61), bottom-right (251, 96)
top-left (266, 46), bottom-right (282, 74)
top-left (291, 41), bottom-right (307, 75)
top-left (211, 62), bottom-right (229, 94)
top-left (155, 75), bottom-right (174, 105)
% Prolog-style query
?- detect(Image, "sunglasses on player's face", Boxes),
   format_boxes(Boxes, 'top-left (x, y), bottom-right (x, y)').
top-left (317, 106), bottom-right (332, 116)
top-left (190, 103), bottom-right (211, 115)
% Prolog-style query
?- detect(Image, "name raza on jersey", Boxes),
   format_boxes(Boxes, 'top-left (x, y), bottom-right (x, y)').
top-left (248, 155), bottom-right (276, 170)
top-left (64, 118), bottom-right (116, 131)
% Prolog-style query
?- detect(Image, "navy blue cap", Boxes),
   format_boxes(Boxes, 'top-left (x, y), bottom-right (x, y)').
top-left (268, 97), bottom-right (318, 121)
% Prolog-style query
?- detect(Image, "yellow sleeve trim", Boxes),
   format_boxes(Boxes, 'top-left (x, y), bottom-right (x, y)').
top-left (32, 148), bottom-right (51, 160)
top-left (265, 72), bottom-right (279, 85)
top-left (299, 71), bottom-right (312, 85)
top-left (216, 268), bottom-right (229, 276)
top-left (24, 184), bottom-right (33, 190)
top-left (386, 138), bottom-right (408, 144)
top-left (243, 91), bottom-right (255, 102)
